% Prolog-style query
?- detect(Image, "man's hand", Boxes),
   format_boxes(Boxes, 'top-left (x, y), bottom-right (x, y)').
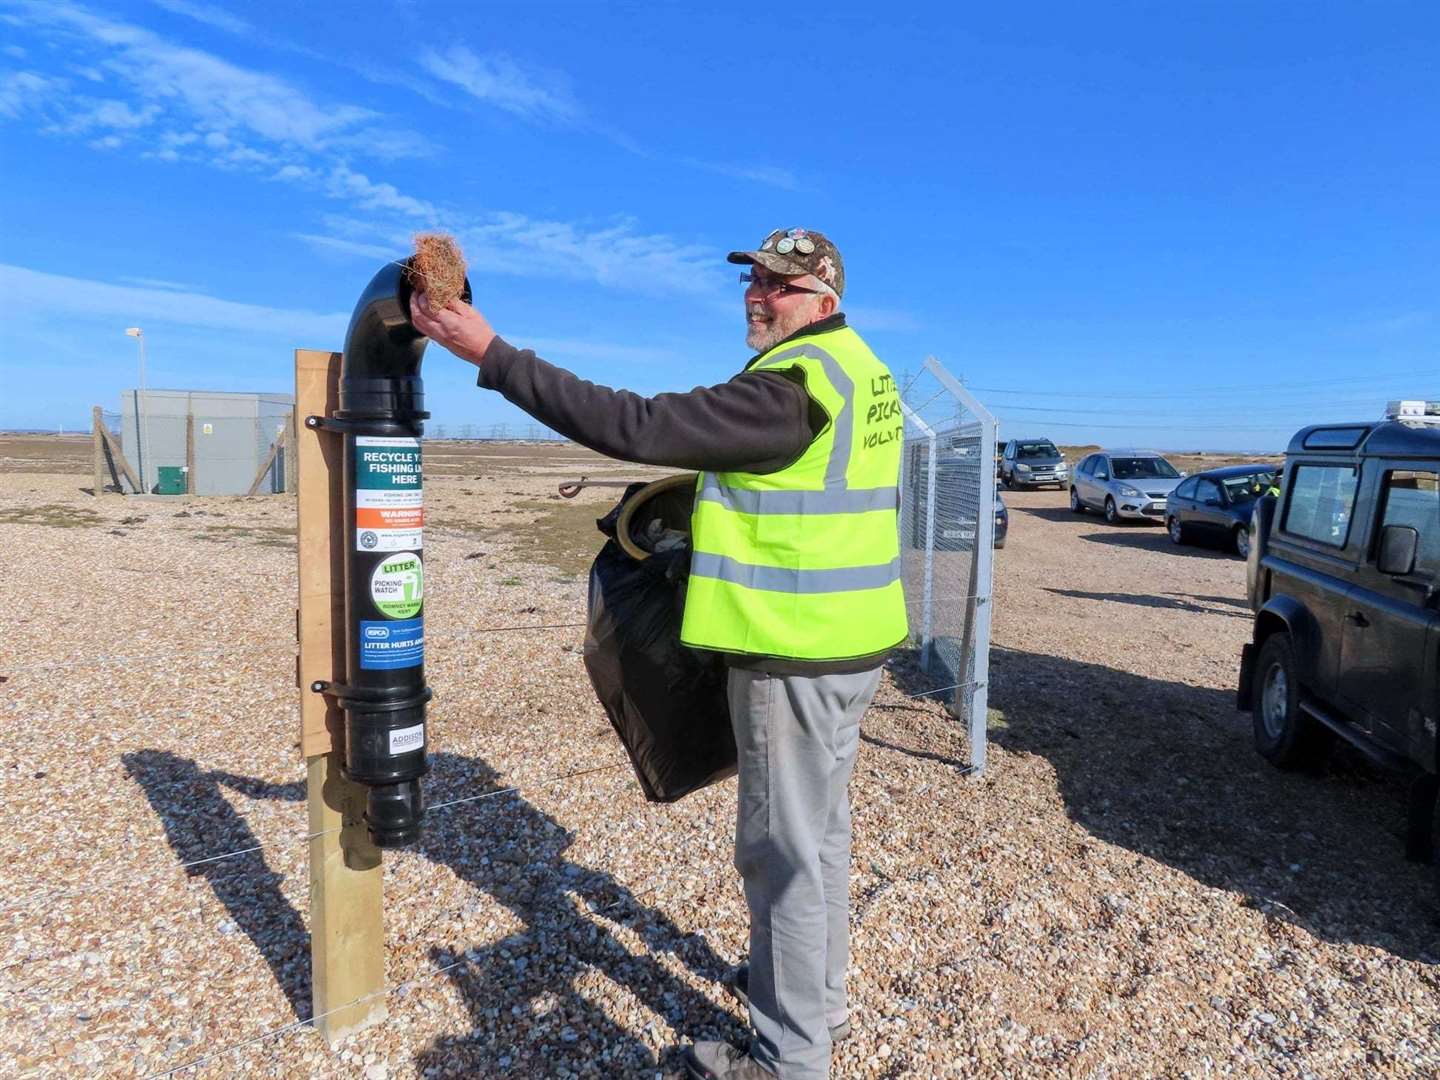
top-left (409, 288), bottom-right (497, 367)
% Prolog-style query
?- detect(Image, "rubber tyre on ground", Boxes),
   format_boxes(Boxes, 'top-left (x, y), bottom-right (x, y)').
top-left (1252, 633), bottom-right (1331, 768)
top-left (1234, 525), bottom-right (1251, 559)
top-left (1104, 497), bottom-right (1121, 524)
top-left (1167, 516), bottom-right (1187, 545)
top-left (1070, 487), bottom-right (1085, 514)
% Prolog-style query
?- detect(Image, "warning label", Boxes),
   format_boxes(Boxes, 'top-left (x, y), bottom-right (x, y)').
top-left (370, 552), bottom-right (423, 619)
top-left (355, 436), bottom-right (423, 552)
top-left (359, 617), bottom-right (423, 669)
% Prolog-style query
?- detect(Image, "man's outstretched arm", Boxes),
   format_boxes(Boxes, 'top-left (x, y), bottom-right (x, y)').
top-left (411, 290), bottom-right (817, 473)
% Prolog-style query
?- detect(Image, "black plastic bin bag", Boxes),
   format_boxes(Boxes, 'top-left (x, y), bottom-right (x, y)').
top-left (582, 476), bottom-right (736, 802)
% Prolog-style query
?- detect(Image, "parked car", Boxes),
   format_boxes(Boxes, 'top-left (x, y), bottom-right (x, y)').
top-left (1165, 464), bottom-right (1276, 556)
top-left (999, 438), bottom-right (1069, 489)
top-left (1237, 406), bottom-right (1440, 891)
top-left (1070, 449), bottom-right (1186, 523)
top-left (995, 492), bottom-right (1008, 548)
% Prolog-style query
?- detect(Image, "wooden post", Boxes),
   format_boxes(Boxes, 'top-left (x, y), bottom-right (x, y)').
top-left (295, 349), bottom-right (387, 1045)
top-left (284, 412), bottom-right (298, 495)
top-left (185, 411), bottom-right (196, 495)
top-left (92, 407), bottom-right (105, 496)
top-left (95, 417), bottom-right (142, 494)
top-left (248, 426), bottom-right (285, 497)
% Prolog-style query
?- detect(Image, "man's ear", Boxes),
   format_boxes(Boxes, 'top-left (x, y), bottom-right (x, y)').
top-left (818, 292), bottom-right (838, 318)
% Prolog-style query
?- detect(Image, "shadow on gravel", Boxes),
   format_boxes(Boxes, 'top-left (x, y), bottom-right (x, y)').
top-left (122, 751), bottom-right (312, 1018)
top-left (126, 750), bottom-right (734, 1076)
top-left (1010, 505), bottom-right (1086, 523)
top-left (1043, 588), bottom-right (1250, 619)
top-left (1077, 529), bottom-right (1234, 559)
top-left (412, 752), bottom-right (735, 1078)
top-left (979, 647), bottom-right (1440, 962)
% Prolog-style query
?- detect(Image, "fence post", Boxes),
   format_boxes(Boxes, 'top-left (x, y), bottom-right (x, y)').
top-left (924, 356), bottom-right (997, 773)
top-left (92, 407), bottom-right (105, 496)
top-left (296, 348), bottom-right (386, 1045)
top-left (921, 429), bottom-right (937, 671)
top-left (285, 412), bottom-right (298, 495)
top-left (185, 411), bottom-right (196, 495)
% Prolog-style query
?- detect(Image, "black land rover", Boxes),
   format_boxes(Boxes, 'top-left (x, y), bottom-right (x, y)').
top-left (1238, 412), bottom-right (1440, 882)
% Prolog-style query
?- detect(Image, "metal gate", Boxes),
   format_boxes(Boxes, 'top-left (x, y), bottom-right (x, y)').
top-left (897, 357), bottom-right (997, 773)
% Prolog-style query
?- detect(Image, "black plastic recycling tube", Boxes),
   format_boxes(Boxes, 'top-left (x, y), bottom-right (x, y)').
top-left (308, 260), bottom-right (471, 848)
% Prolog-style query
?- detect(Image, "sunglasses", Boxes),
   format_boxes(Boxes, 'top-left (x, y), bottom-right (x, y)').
top-left (739, 271), bottom-right (828, 298)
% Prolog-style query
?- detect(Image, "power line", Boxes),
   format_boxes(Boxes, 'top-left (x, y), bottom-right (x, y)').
top-left (967, 368), bottom-right (1440, 400)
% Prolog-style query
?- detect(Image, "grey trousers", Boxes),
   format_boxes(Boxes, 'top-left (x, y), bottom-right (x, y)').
top-left (727, 665), bottom-right (883, 1080)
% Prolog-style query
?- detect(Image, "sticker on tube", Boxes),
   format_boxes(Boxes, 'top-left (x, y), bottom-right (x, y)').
top-left (355, 436), bottom-right (423, 552)
top-left (359, 617), bottom-right (424, 669)
top-left (370, 552), bottom-right (423, 619)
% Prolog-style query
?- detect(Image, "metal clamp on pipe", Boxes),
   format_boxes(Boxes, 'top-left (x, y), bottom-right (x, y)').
top-left (309, 259), bottom-right (471, 848)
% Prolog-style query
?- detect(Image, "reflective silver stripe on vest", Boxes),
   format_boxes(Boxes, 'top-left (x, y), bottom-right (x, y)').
top-left (754, 342), bottom-right (855, 489)
top-left (691, 552), bottom-right (902, 594)
top-left (716, 339), bottom-right (871, 515)
top-left (698, 474), bottom-right (897, 514)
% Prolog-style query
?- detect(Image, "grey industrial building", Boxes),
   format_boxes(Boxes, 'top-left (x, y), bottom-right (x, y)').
top-left (120, 389), bottom-right (293, 495)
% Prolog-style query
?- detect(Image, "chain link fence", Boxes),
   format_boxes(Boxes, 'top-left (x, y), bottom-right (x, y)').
top-left (897, 357), bottom-right (997, 773)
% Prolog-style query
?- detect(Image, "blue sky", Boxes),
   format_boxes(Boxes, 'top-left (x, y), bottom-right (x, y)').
top-left (1, 1), bottom-right (1436, 450)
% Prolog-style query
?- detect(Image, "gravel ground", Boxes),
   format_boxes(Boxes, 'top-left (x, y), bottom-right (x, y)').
top-left (3, 435), bottom-right (1439, 1079)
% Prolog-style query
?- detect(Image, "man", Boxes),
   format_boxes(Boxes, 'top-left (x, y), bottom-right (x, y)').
top-left (411, 227), bottom-right (907, 1080)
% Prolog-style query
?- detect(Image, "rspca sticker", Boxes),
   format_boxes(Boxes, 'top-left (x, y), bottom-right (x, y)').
top-left (359, 617), bottom-right (423, 669)
top-left (388, 723), bottom-right (425, 755)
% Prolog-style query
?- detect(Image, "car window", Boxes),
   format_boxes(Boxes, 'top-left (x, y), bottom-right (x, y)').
top-left (1221, 472), bottom-right (1274, 503)
top-left (1016, 441), bottom-right (1058, 459)
top-left (1379, 470), bottom-right (1440, 574)
top-left (1111, 456), bottom-right (1181, 480)
top-left (1093, 457), bottom-right (1110, 479)
top-left (1174, 477), bottom-right (1197, 499)
top-left (1196, 479), bottom-right (1221, 502)
top-left (1282, 464), bottom-right (1360, 547)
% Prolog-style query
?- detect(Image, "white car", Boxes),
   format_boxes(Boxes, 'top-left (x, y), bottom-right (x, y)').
top-left (1070, 449), bottom-right (1186, 523)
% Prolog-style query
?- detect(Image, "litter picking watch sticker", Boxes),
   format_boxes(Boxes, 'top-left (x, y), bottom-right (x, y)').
top-left (370, 552), bottom-right (423, 619)
top-left (355, 436), bottom-right (423, 552)
top-left (359, 617), bottom-right (423, 669)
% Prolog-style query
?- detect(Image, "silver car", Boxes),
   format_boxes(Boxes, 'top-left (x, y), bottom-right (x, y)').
top-left (1070, 449), bottom-right (1186, 523)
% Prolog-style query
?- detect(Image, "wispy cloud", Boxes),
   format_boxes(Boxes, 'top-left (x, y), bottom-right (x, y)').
top-left (1370, 311), bottom-right (1432, 335)
top-left (1, 0), bottom-right (426, 163)
top-left (119, 275), bottom-right (206, 292)
top-left (1, 262), bottom-right (349, 342)
top-left (680, 157), bottom-right (799, 191)
top-left (147, 0), bottom-right (250, 36)
top-left (0, 2), bottom-right (734, 297)
top-left (843, 306), bottom-right (922, 333)
top-left (419, 46), bottom-right (579, 124)
top-left (292, 233), bottom-right (400, 261)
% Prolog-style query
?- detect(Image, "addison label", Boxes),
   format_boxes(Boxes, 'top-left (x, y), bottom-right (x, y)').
top-left (355, 436), bottom-right (423, 552)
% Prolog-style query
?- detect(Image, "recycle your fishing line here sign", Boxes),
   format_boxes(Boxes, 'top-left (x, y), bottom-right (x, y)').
top-left (355, 436), bottom-right (423, 552)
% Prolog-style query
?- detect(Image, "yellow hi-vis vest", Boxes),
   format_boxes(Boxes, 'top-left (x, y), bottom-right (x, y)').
top-left (680, 324), bottom-right (909, 662)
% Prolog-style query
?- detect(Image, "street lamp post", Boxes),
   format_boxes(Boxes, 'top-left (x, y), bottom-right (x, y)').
top-left (125, 327), bottom-right (149, 492)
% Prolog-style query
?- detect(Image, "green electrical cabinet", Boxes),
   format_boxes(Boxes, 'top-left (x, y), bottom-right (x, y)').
top-left (155, 466), bottom-right (187, 495)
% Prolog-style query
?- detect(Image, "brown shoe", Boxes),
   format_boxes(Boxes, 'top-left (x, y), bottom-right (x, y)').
top-left (683, 1040), bottom-right (776, 1079)
top-left (727, 965), bottom-right (852, 1042)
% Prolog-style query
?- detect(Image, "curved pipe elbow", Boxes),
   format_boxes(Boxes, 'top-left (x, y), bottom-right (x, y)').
top-left (338, 259), bottom-right (472, 420)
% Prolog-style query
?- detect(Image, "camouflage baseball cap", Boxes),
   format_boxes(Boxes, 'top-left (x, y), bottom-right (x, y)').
top-left (727, 227), bottom-right (845, 298)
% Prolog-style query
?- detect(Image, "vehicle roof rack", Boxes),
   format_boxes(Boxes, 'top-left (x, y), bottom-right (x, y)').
top-left (1385, 400), bottom-right (1440, 426)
